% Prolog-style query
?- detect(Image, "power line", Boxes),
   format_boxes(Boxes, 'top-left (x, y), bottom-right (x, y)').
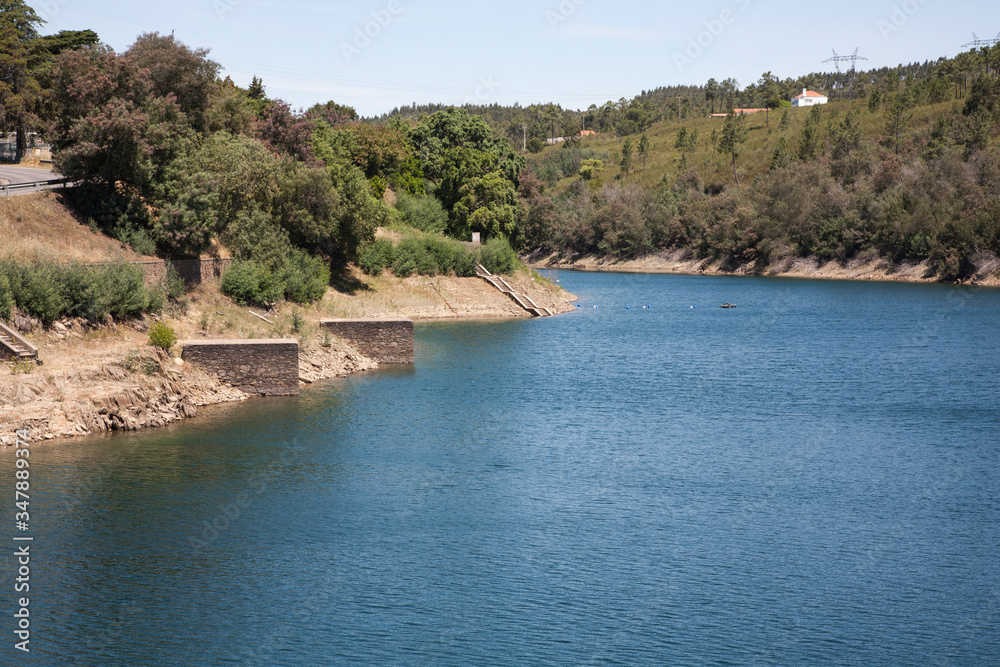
top-left (822, 48), bottom-right (868, 98)
top-left (962, 31), bottom-right (1000, 49)
top-left (822, 48), bottom-right (868, 74)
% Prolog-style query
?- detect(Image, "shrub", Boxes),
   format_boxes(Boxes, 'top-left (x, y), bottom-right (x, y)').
top-left (221, 260), bottom-right (284, 306)
top-left (478, 237), bottom-right (519, 275)
top-left (391, 249), bottom-right (417, 278)
top-left (396, 238), bottom-right (436, 276)
top-left (1, 262), bottom-right (66, 325)
top-left (0, 261), bottom-right (160, 325)
top-left (0, 273), bottom-right (12, 321)
top-left (363, 234), bottom-right (482, 278)
top-left (148, 321), bottom-right (178, 350)
top-left (164, 264), bottom-right (186, 300)
top-left (282, 249), bottom-right (330, 304)
top-left (423, 235), bottom-right (459, 274)
top-left (359, 239), bottom-right (395, 276)
top-left (117, 226), bottom-right (157, 256)
top-left (97, 262), bottom-right (151, 319)
top-left (453, 247), bottom-right (477, 276)
top-left (395, 193), bottom-right (448, 234)
top-left (358, 245), bottom-right (385, 276)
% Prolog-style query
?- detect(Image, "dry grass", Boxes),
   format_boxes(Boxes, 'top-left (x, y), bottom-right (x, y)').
top-left (177, 266), bottom-right (574, 343)
top-left (0, 191), bottom-right (153, 263)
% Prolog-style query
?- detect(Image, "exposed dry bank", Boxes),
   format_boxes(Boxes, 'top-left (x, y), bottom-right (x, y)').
top-left (529, 249), bottom-right (1000, 287)
top-left (0, 267), bottom-right (576, 445)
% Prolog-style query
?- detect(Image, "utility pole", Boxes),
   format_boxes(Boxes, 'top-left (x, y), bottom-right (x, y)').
top-left (522, 125), bottom-right (527, 152)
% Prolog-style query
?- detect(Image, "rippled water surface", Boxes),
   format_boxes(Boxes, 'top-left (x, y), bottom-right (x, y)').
top-left (3, 272), bottom-right (999, 665)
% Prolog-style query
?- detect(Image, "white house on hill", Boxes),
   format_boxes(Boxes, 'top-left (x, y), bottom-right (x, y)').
top-left (793, 89), bottom-right (828, 107)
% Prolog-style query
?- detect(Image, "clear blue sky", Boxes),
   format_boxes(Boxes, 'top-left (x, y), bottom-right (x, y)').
top-left (29, 0), bottom-right (1000, 116)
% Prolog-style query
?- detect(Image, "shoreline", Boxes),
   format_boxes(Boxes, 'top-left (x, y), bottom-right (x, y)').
top-left (527, 250), bottom-right (1000, 288)
top-left (1, 270), bottom-right (577, 446)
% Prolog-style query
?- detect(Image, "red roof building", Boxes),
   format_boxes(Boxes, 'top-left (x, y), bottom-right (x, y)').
top-left (792, 89), bottom-right (828, 107)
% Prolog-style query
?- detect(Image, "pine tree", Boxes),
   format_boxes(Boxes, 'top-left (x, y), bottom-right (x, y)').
top-left (620, 137), bottom-right (634, 177)
top-left (247, 75), bottom-right (266, 100)
top-left (0, 0), bottom-right (44, 162)
top-left (705, 78), bottom-right (719, 115)
top-left (638, 133), bottom-right (650, 171)
top-left (883, 93), bottom-right (912, 155)
top-left (718, 111), bottom-right (747, 189)
top-left (778, 108), bottom-right (791, 131)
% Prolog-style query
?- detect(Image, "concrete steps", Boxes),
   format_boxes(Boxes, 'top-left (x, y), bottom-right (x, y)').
top-left (476, 265), bottom-right (552, 317)
top-left (0, 321), bottom-right (38, 361)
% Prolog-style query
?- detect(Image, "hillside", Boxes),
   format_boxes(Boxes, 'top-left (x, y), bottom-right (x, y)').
top-left (528, 96), bottom-right (957, 193)
top-left (0, 192), bottom-right (155, 263)
top-left (518, 78), bottom-right (1000, 284)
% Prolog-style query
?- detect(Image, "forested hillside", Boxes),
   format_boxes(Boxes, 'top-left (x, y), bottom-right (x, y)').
top-left (2, 0), bottom-right (999, 290)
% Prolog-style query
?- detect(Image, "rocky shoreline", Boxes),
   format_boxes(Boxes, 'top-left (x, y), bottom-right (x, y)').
top-left (0, 270), bottom-right (577, 446)
top-left (0, 335), bottom-right (378, 446)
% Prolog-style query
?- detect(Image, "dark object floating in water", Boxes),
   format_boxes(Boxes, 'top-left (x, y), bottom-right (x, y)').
top-left (720, 303), bottom-right (738, 309)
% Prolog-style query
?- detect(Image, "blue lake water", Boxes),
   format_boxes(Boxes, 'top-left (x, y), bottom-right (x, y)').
top-left (3, 271), bottom-right (1000, 665)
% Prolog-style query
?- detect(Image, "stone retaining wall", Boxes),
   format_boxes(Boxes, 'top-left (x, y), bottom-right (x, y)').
top-left (182, 339), bottom-right (300, 396)
top-left (320, 319), bottom-right (414, 364)
top-left (134, 258), bottom-right (233, 286)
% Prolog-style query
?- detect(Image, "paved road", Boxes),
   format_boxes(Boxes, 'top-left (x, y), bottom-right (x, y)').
top-left (0, 165), bottom-right (57, 184)
top-left (0, 165), bottom-right (67, 196)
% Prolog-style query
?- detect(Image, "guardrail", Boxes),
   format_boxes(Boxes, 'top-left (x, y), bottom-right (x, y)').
top-left (1, 178), bottom-right (72, 196)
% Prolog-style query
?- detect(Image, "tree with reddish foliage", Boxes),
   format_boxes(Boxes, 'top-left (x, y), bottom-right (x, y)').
top-left (126, 32), bottom-right (220, 133)
top-left (304, 100), bottom-right (358, 127)
top-left (51, 46), bottom-right (160, 193)
top-left (255, 100), bottom-right (319, 166)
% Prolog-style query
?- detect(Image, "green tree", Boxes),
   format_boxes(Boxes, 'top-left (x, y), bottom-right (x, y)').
top-left (304, 99), bottom-right (358, 127)
top-left (579, 158), bottom-right (604, 181)
top-left (720, 77), bottom-right (739, 111)
top-left (153, 171), bottom-right (220, 257)
top-left (620, 137), bottom-right (634, 177)
top-left (410, 108), bottom-right (523, 186)
top-left (675, 126), bottom-right (688, 149)
top-left (409, 108), bottom-right (525, 241)
top-left (0, 0), bottom-right (44, 162)
top-left (638, 133), bottom-right (650, 171)
top-left (705, 78), bottom-right (719, 114)
top-left (718, 111), bottom-right (748, 189)
top-left (883, 93), bottom-right (912, 155)
top-left (830, 110), bottom-right (866, 182)
top-left (38, 29), bottom-right (98, 55)
top-left (798, 124), bottom-right (819, 160)
top-left (778, 108), bottom-right (791, 131)
top-left (127, 32), bottom-right (220, 133)
top-left (770, 136), bottom-right (794, 170)
top-left (247, 75), bottom-right (266, 100)
top-left (868, 89), bottom-right (882, 113)
top-left (758, 71), bottom-right (781, 108)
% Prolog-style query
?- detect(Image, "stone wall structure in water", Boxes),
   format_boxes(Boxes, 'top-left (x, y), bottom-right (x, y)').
top-left (320, 319), bottom-right (414, 364)
top-left (182, 339), bottom-right (300, 396)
